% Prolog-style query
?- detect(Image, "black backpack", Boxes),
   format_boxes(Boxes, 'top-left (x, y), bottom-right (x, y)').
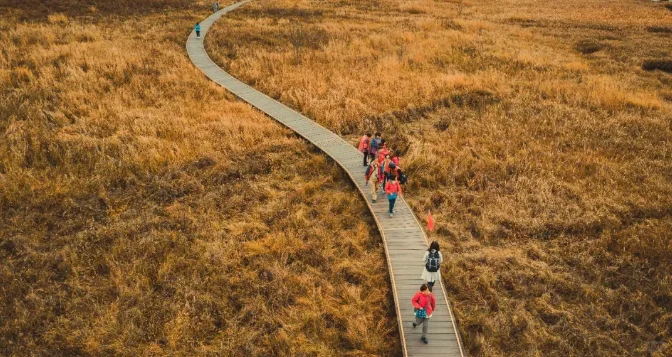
top-left (426, 250), bottom-right (440, 272)
top-left (399, 172), bottom-right (408, 185)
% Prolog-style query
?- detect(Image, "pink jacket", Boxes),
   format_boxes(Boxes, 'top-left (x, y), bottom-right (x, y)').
top-left (412, 292), bottom-right (436, 317)
top-left (358, 135), bottom-right (370, 152)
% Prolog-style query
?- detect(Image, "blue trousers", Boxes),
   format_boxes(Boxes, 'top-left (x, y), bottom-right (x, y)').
top-left (388, 197), bottom-right (396, 214)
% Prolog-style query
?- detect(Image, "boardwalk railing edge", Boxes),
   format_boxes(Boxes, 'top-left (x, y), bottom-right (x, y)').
top-left (187, 2), bottom-right (467, 356)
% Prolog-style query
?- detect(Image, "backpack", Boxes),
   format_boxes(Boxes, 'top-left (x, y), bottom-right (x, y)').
top-left (426, 250), bottom-right (440, 272)
top-left (365, 162), bottom-right (378, 181)
top-left (399, 172), bottom-right (408, 185)
top-left (370, 138), bottom-right (379, 152)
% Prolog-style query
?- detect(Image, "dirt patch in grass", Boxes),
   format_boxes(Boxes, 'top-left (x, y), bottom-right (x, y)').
top-left (575, 39), bottom-right (606, 54)
top-left (642, 59), bottom-right (672, 73)
top-left (647, 26), bottom-right (672, 34)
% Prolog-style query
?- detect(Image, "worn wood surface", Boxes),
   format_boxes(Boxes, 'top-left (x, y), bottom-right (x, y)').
top-left (186, 2), bottom-right (467, 356)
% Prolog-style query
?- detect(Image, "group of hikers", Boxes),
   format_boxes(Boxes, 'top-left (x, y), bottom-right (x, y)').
top-left (358, 132), bottom-right (407, 218)
top-left (413, 241), bottom-right (443, 343)
top-left (359, 132), bottom-right (442, 344)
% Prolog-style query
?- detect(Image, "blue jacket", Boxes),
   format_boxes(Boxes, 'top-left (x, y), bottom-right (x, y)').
top-left (195, 24), bottom-right (201, 31)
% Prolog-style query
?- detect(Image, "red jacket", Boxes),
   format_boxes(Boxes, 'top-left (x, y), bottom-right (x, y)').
top-left (412, 292), bottom-right (436, 317)
top-left (377, 146), bottom-right (390, 161)
top-left (392, 156), bottom-right (400, 167)
top-left (379, 158), bottom-right (391, 183)
top-left (385, 181), bottom-right (402, 196)
top-left (358, 135), bottom-right (370, 152)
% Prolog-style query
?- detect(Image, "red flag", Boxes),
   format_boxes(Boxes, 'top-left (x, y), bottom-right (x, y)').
top-left (427, 211), bottom-right (435, 232)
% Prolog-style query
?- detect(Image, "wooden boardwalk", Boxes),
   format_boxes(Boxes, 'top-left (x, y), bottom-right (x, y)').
top-left (186, 2), bottom-right (466, 356)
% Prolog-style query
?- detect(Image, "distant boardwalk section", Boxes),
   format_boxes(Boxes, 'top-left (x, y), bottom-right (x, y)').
top-left (186, 2), bottom-right (467, 356)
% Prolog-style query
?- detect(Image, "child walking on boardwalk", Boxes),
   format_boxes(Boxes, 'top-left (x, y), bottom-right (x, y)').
top-left (195, 23), bottom-right (201, 38)
top-left (385, 175), bottom-right (402, 217)
top-left (421, 241), bottom-right (443, 292)
top-left (412, 284), bottom-right (436, 344)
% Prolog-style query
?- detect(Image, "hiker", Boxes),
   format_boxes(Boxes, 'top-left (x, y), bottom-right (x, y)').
top-left (213, 2), bottom-right (220, 12)
top-left (385, 174), bottom-right (402, 217)
top-left (387, 162), bottom-right (407, 185)
top-left (421, 241), bottom-right (443, 291)
top-left (365, 158), bottom-right (380, 203)
top-left (359, 132), bottom-right (372, 166)
top-left (380, 154), bottom-right (392, 189)
top-left (391, 153), bottom-right (400, 167)
top-left (369, 132), bottom-right (381, 160)
top-left (377, 140), bottom-right (390, 162)
top-left (412, 283), bottom-right (436, 344)
top-left (195, 23), bottom-right (201, 38)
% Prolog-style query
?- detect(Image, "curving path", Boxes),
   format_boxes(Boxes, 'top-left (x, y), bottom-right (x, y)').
top-left (187, 2), bottom-right (466, 356)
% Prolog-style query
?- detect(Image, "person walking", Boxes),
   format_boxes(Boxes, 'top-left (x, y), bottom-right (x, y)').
top-left (359, 132), bottom-right (372, 166)
top-left (421, 241), bottom-right (443, 291)
top-left (412, 284), bottom-right (436, 344)
top-left (195, 23), bottom-right (201, 39)
top-left (369, 132), bottom-right (381, 160)
top-left (213, 2), bottom-right (220, 12)
top-left (366, 158), bottom-right (380, 203)
top-left (380, 154), bottom-right (392, 189)
top-left (391, 153), bottom-right (400, 167)
top-left (377, 140), bottom-right (390, 162)
top-left (388, 162), bottom-right (406, 186)
top-left (385, 175), bottom-right (402, 217)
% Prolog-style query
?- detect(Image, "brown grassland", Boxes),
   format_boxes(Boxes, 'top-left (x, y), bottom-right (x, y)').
top-left (205, 0), bottom-right (672, 356)
top-left (0, 0), bottom-right (401, 355)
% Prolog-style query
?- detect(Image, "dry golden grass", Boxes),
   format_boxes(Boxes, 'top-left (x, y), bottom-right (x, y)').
top-left (0, 1), bottom-right (400, 355)
top-left (206, 0), bottom-right (672, 356)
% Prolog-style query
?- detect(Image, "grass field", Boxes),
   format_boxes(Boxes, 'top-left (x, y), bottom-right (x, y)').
top-left (205, 0), bottom-right (672, 356)
top-left (0, 1), bottom-right (401, 355)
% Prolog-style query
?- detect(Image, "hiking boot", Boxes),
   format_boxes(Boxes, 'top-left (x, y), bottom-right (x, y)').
top-left (421, 337), bottom-right (428, 344)
top-left (389, 213), bottom-right (394, 218)
top-left (412, 322), bottom-right (417, 328)
top-left (372, 199), bottom-right (376, 203)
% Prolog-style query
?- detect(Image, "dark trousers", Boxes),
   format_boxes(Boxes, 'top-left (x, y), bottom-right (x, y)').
top-left (427, 281), bottom-right (435, 292)
top-left (363, 151), bottom-right (369, 166)
top-left (388, 197), bottom-right (396, 214)
top-left (196, 31), bottom-right (201, 37)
